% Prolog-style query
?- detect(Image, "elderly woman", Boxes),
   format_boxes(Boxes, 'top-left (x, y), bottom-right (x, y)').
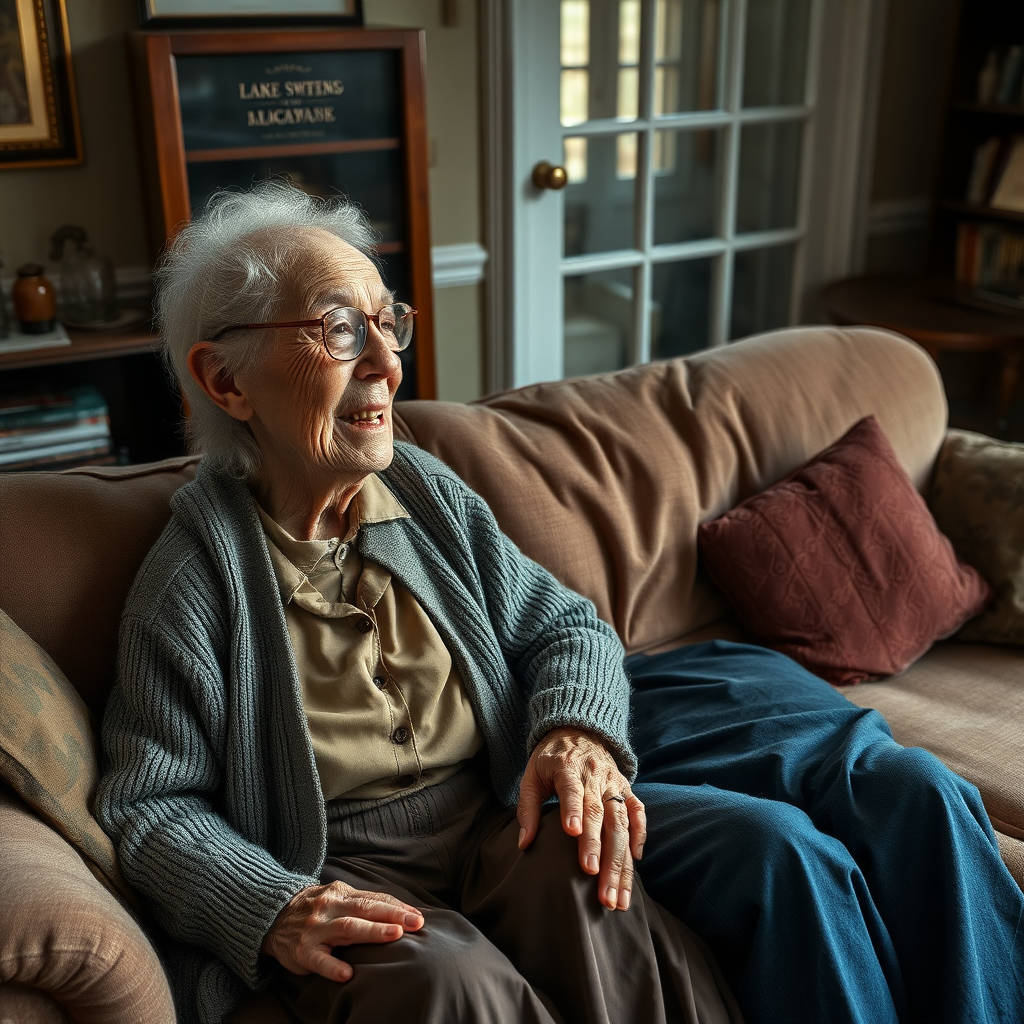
top-left (95, 182), bottom-right (739, 1024)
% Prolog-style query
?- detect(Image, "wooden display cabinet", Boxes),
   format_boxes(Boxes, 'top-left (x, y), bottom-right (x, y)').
top-left (127, 26), bottom-right (436, 400)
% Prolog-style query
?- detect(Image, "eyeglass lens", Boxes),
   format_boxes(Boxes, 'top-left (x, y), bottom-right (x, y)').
top-left (323, 304), bottom-right (414, 360)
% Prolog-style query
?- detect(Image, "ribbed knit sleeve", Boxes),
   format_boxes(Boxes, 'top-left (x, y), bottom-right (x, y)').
top-left (438, 476), bottom-right (636, 777)
top-left (97, 609), bottom-right (318, 990)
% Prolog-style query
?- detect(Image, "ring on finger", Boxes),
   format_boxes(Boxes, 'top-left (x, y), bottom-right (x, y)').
top-left (603, 794), bottom-right (626, 804)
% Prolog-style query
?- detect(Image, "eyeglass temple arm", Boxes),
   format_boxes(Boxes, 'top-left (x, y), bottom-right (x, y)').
top-left (208, 317), bottom-right (322, 342)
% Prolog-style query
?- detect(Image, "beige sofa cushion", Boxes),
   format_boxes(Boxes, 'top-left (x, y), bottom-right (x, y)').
top-left (844, 641), bottom-right (1024, 889)
top-left (394, 326), bottom-right (947, 654)
top-left (0, 785), bottom-right (175, 1024)
top-left (0, 458), bottom-right (199, 714)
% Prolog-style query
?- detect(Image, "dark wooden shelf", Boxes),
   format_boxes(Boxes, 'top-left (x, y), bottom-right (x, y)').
top-left (186, 137), bottom-right (400, 163)
top-left (952, 101), bottom-right (1024, 116)
top-left (0, 324), bottom-right (158, 372)
top-left (937, 199), bottom-right (1024, 225)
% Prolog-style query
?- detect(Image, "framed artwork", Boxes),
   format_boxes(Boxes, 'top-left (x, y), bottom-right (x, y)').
top-left (0, 0), bottom-right (82, 169)
top-left (137, 0), bottom-right (364, 29)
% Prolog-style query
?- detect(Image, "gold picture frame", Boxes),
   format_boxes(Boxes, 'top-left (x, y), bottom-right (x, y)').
top-left (0, 0), bottom-right (82, 169)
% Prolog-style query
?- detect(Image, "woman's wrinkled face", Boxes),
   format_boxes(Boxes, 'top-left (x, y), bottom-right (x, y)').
top-left (236, 229), bottom-right (403, 485)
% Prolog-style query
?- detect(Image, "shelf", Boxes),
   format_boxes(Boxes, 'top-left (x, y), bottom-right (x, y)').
top-left (938, 199), bottom-right (1024, 225)
top-left (186, 136), bottom-right (401, 163)
top-left (953, 101), bottom-right (1024, 116)
top-left (0, 323), bottom-right (157, 372)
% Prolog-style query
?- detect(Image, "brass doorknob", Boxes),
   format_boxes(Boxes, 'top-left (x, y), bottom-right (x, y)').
top-left (532, 161), bottom-right (568, 191)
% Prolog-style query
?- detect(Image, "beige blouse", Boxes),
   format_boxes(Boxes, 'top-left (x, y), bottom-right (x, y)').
top-left (256, 474), bottom-right (484, 803)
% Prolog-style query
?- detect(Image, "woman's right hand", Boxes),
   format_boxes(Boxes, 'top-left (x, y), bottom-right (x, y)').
top-left (262, 881), bottom-right (425, 982)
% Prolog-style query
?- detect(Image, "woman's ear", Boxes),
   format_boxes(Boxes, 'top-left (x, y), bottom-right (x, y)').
top-left (187, 343), bottom-right (254, 422)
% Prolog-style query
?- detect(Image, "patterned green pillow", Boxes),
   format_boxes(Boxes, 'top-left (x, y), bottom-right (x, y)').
top-left (929, 430), bottom-right (1024, 646)
top-left (0, 608), bottom-right (138, 909)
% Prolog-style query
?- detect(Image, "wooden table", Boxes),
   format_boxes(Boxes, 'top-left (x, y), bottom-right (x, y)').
top-left (820, 274), bottom-right (1024, 426)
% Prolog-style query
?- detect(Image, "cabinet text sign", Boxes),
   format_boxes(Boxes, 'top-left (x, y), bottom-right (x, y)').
top-left (176, 50), bottom-right (399, 151)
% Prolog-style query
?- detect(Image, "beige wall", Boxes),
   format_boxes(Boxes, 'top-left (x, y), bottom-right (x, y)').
top-left (0, 0), bottom-right (484, 401)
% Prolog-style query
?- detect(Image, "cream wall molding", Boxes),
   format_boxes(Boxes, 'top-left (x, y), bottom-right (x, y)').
top-left (867, 197), bottom-right (929, 237)
top-left (431, 242), bottom-right (489, 288)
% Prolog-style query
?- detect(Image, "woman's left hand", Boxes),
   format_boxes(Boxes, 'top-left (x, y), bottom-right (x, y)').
top-left (516, 727), bottom-right (646, 911)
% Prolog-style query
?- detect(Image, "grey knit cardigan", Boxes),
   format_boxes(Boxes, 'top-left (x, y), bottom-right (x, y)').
top-left (95, 442), bottom-right (635, 1024)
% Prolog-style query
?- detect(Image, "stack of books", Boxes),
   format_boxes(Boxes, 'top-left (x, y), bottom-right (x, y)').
top-left (965, 136), bottom-right (1024, 212)
top-left (0, 384), bottom-right (116, 472)
top-left (956, 222), bottom-right (1024, 309)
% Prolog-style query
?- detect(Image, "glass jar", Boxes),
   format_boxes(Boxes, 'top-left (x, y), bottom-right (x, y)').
top-left (49, 225), bottom-right (118, 325)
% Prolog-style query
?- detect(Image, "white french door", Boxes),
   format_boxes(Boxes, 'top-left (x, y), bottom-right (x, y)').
top-left (510, 0), bottom-right (824, 387)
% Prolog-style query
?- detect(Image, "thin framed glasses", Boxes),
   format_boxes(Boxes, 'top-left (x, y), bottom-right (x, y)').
top-left (207, 303), bottom-right (417, 362)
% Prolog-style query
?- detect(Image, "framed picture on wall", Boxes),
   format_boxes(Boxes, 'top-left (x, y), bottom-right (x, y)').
top-left (137, 0), bottom-right (364, 28)
top-left (0, 0), bottom-right (82, 169)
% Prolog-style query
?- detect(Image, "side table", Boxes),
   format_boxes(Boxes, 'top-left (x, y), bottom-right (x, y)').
top-left (820, 274), bottom-right (1024, 429)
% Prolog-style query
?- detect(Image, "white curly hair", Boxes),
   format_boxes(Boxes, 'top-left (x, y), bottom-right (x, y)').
top-left (155, 180), bottom-right (377, 480)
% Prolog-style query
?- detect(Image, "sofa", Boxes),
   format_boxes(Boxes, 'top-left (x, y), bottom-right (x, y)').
top-left (1, 325), bottom-right (1021, 1023)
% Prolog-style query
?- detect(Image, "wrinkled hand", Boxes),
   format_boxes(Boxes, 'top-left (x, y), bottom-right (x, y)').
top-left (517, 727), bottom-right (646, 911)
top-left (262, 881), bottom-right (425, 982)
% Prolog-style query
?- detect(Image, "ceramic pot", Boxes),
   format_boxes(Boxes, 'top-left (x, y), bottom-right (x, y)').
top-left (12, 264), bottom-right (57, 334)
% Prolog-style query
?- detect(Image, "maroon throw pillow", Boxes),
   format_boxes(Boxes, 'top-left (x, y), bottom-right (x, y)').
top-left (697, 416), bottom-right (992, 684)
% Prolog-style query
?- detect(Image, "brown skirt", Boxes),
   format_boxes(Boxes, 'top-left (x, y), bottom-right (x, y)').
top-left (273, 765), bottom-right (742, 1024)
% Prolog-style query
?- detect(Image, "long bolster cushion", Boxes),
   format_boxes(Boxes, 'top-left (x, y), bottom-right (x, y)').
top-left (0, 785), bottom-right (175, 1024)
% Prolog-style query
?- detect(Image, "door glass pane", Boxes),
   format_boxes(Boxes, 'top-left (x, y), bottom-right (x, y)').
top-left (653, 128), bottom-right (722, 244)
top-left (655, 0), bottom-right (722, 114)
top-left (736, 120), bottom-right (803, 233)
top-left (652, 258), bottom-right (714, 357)
top-left (562, 0), bottom-right (645, 124)
top-left (564, 268), bottom-right (634, 377)
top-left (730, 244), bottom-right (796, 339)
top-left (564, 133), bottom-right (638, 256)
top-left (561, 1), bottom-right (590, 125)
top-left (743, 0), bottom-right (812, 108)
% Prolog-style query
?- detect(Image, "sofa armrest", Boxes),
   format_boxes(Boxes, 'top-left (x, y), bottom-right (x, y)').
top-left (0, 787), bottom-right (176, 1024)
top-left (0, 983), bottom-right (70, 1023)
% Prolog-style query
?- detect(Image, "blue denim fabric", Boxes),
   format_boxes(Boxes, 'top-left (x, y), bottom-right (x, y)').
top-left (628, 641), bottom-right (1024, 1024)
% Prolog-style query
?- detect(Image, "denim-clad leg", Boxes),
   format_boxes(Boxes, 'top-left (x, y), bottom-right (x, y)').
top-left (628, 641), bottom-right (1024, 1024)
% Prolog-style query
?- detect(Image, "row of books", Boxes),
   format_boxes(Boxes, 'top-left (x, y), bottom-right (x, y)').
top-left (965, 136), bottom-right (1024, 212)
top-left (0, 384), bottom-right (116, 471)
top-left (955, 222), bottom-right (1024, 308)
top-left (977, 45), bottom-right (1024, 107)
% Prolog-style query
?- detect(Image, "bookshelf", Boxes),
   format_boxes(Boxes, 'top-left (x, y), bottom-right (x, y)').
top-left (931, 0), bottom-right (1024, 302)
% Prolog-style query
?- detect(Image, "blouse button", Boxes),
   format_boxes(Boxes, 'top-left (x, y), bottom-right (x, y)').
top-left (392, 726), bottom-right (410, 745)
top-left (373, 676), bottom-right (387, 690)
top-left (356, 618), bottom-right (373, 634)
top-left (394, 774), bottom-right (417, 789)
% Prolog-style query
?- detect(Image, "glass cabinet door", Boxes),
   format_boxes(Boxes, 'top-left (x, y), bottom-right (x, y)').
top-left (129, 30), bottom-right (435, 399)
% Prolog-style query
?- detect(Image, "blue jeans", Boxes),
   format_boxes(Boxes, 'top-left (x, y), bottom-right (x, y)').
top-left (628, 641), bottom-right (1024, 1024)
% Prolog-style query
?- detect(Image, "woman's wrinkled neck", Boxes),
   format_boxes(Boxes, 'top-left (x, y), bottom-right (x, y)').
top-left (251, 459), bottom-right (364, 541)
